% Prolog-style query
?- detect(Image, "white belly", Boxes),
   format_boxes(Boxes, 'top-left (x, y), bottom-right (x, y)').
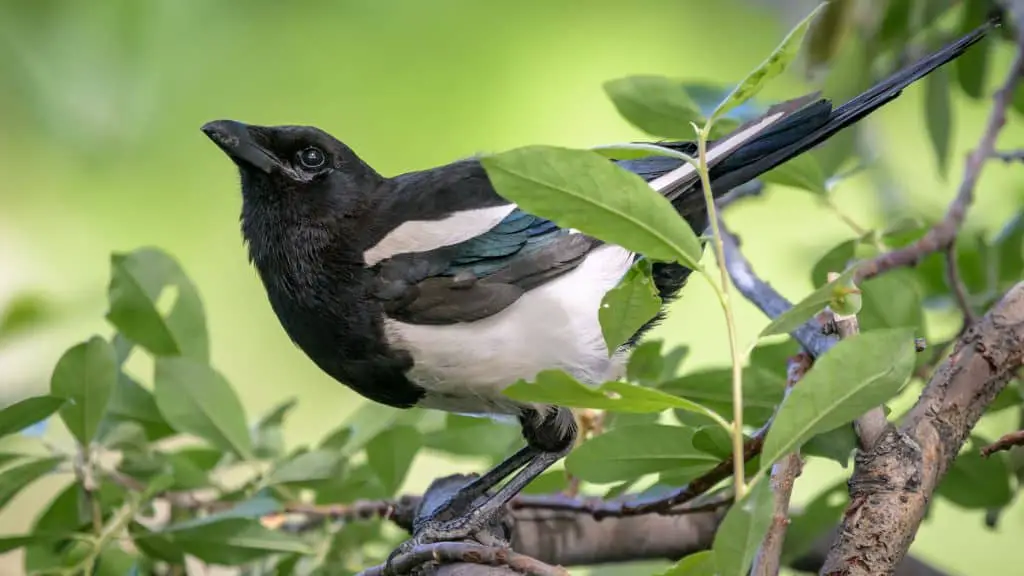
top-left (382, 244), bottom-right (636, 416)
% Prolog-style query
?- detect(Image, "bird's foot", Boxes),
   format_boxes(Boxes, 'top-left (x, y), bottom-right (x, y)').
top-left (384, 501), bottom-right (512, 573)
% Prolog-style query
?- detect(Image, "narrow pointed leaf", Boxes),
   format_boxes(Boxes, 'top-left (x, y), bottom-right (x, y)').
top-left (924, 63), bottom-right (952, 178)
top-left (50, 336), bottom-right (118, 445)
top-left (0, 457), bottom-right (64, 511)
top-left (264, 450), bottom-right (345, 487)
top-left (481, 145), bottom-right (703, 267)
top-left (504, 369), bottom-right (716, 416)
top-left (0, 396), bottom-right (66, 439)
top-left (710, 2), bottom-right (827, 122)
top-left (106, 248), bottom-right (208, 361)
top-left (159, 518), bottom-right (312, 565)
top-left (657, 550), bottom-right (717, 575)
top-left (565, 424), bottom-right (718, 483)
top-left (760, 267), bottom-right (857, 337)
top-left (599, 259), bottom-right (662, 353)
top-left (760, 328), bottom-right (916, 470)
top-left (154, 357), bottom-right (252, 459)
top-left (955, 0), bottom-right (992, 99)
top-left (760, 153), bottom-right (828, 195)
top-left (713, 478), bottom-right (774, 576)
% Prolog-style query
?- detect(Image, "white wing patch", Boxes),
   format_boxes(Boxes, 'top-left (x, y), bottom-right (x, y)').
top-left (383, 244), bottom-right (636, 416)
top-left (649, 109), bottom-right (788, 200)
top-left (363, 204), bottom-right (518, 266)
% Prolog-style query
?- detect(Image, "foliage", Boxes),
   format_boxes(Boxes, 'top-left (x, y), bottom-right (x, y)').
top-left (0, 1), bottom-right (1021, 575)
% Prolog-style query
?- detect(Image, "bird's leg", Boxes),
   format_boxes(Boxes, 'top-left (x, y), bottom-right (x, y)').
top-left (385, 407), bottom-right (576, 567)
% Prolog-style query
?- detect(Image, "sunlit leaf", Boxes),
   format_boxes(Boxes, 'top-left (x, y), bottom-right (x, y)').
top-left (760, 267), bottom-right (857, 337)
top-left (153, 357), bottom-right (253, 459)
top-left (565, 424), bottom-right (718, 483)
top-left (504, 370), bottom-right (716, 416)
top-left (106, 247), bottom-right (208, 361)
top-left (713, 477), bottom-right (773, 576)
top-left (50, 336), bottom-right (118, 445)
top-left (0, 292), bottom-right (52, 341)
top-left (709, 2), bottom-right (827, 123)
top-left (103, 373), bottom-right (176, 442)
top-left (265, 449), bottom-right (346, 487)
top-left (0, 396), bottom-right (66, 440)
top-left (760, 328), bottom-right (916, 470)
top-left (858, 270), bottom-right (924, 332)
top-left (600, 259), bottom-right (662, 354)
top-left (423, 414), bottom-right (519, 458)
top-left (657, 550), bottom-right (717, 576)
top-left (482, 145), bottom-right (703, 267)
top-left (603, 75), bottom-right (705, 139)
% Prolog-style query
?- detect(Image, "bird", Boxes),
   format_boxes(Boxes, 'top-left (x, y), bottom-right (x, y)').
top-left (200, 16), bottom-right (997, 556)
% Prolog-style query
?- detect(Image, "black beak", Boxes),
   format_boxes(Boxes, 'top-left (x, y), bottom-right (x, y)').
top-left (201, 119), bottom-right (276, 174)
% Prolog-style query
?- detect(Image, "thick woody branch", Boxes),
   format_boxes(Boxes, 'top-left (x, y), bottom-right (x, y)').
top-left (820, 282), bottom-right (1024, 574)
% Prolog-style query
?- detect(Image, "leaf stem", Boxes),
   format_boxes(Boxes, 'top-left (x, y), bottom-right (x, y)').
top-left (694, 121), bottom-right (747, 499)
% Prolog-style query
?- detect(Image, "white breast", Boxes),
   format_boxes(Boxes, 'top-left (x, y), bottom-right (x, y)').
top-left (382, 243), bottom-right (636, 417)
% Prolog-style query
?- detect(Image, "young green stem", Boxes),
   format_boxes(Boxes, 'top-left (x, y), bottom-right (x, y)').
top-left (695, 123), bottom-right (746, 499)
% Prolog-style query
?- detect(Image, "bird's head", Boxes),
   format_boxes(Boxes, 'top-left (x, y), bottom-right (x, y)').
top-left (201, 120), bottom-right (382, 221)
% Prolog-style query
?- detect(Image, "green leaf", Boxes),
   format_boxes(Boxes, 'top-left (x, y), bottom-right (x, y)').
top-left (0, 535), bottom-right (62, 555)
top-left (760, 152), bottom-right (828, 195)
top-left (565, 424), bottom-right (718, 484)
top-left (857, 270), bottom-right (924, 331)
top-left (165, 447), bottom-right (222, 490)
top-left (692, 425), bottom-right (737, 459)
top-left (657, 550), bottom-right (717, 576)
top-left (805, 0), bottom-right (853, 69)
top-left (50, 336), bottom-right (118, 445)
top-left (661, 366), bottom-right (786, 429)
top-left (709, 2), bottom-right (827, 122)
top-left (994, 210), bottom-right (1024, 285)
top-left (802, 425), bottom-right (857, 467)
top-left (760, 328), bottom-right (916, 470)
top-left (366, 425), bottom-right (421, 495)
top-left (334, 401), bottom-right (403, 457)
top-left (936, 439), bottom-right (1013, 509)
top-left (24, 482), bottom-right (88, 572)
top-left (521, 470), bottom-right (569, 495)
top-left (625, 340), bottom-right (664, 386)
top-left (423, 414), bottom-right (520, 458)
top-left (782, 478), bottom-right (847, 563)
top-left (131, 522), bottom-right (184, 563)
top-left (955, 0), bottom-right (992, 100)
top-left (481, 145), bottom-right (703, 267)
top-left (159, 518), bottom-right (312, 565)
top-left (103, 373), bottom-right (176, 442)
top-left (713, 478), bottom-right (774, 576)
top-left (252, 397), bottom-right (298, 459)
top-left (0, 395), bottom-right (66, 439)
top-left (603, 75), bottom-right (705, 139)
top-left (599, 259), bottom-right (662, 353)
top-left (0, 293), bottom-right (52, 341)
top-left (924, 61), bottom-right (952, 178)
top-left (153, 357), bottom-right (253, 459)
top-left (265, 449), bottom-right (346, 487)
top-left (0, 457), bottom-right (63, 511)
top-left (105, 247), bottom-right (209, 361)
top-left (504, 369), bottom-right (716, 416)
top-left (759, 267), bottom-right (857, 337)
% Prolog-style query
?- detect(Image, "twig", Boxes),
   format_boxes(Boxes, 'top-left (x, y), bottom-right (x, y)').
top-left (853, 31), bottom-right (1024, 284)
top-left (751, 353), bottom-right (811, 576)
top-left (944, 246), bottom-right (977, 328)
top-left (991, 149), bottom-right (1024, 163)
top-left (357, 542), bottom-right (569, 576)
top-left (980, 429), bottom-right (1024, 457)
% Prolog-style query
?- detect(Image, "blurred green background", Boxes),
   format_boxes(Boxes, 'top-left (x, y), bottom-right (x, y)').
top-left (1, 0), bottom-right (1023, 574)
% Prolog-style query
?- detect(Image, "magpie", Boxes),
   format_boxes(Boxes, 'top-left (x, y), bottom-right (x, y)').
top-left (201, 17), bottom-right (996, 554)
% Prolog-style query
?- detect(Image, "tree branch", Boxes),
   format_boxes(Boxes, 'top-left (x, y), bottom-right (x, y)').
top-left (751, 353), bottom-right (811, 576)
top-left (980, 429), bottom-right (1024, 457)
top-left (820, 281), bottom-right (1024, 574)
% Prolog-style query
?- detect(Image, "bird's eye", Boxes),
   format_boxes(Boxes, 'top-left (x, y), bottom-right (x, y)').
top-left (297, 147), bottom-right (326, 169)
